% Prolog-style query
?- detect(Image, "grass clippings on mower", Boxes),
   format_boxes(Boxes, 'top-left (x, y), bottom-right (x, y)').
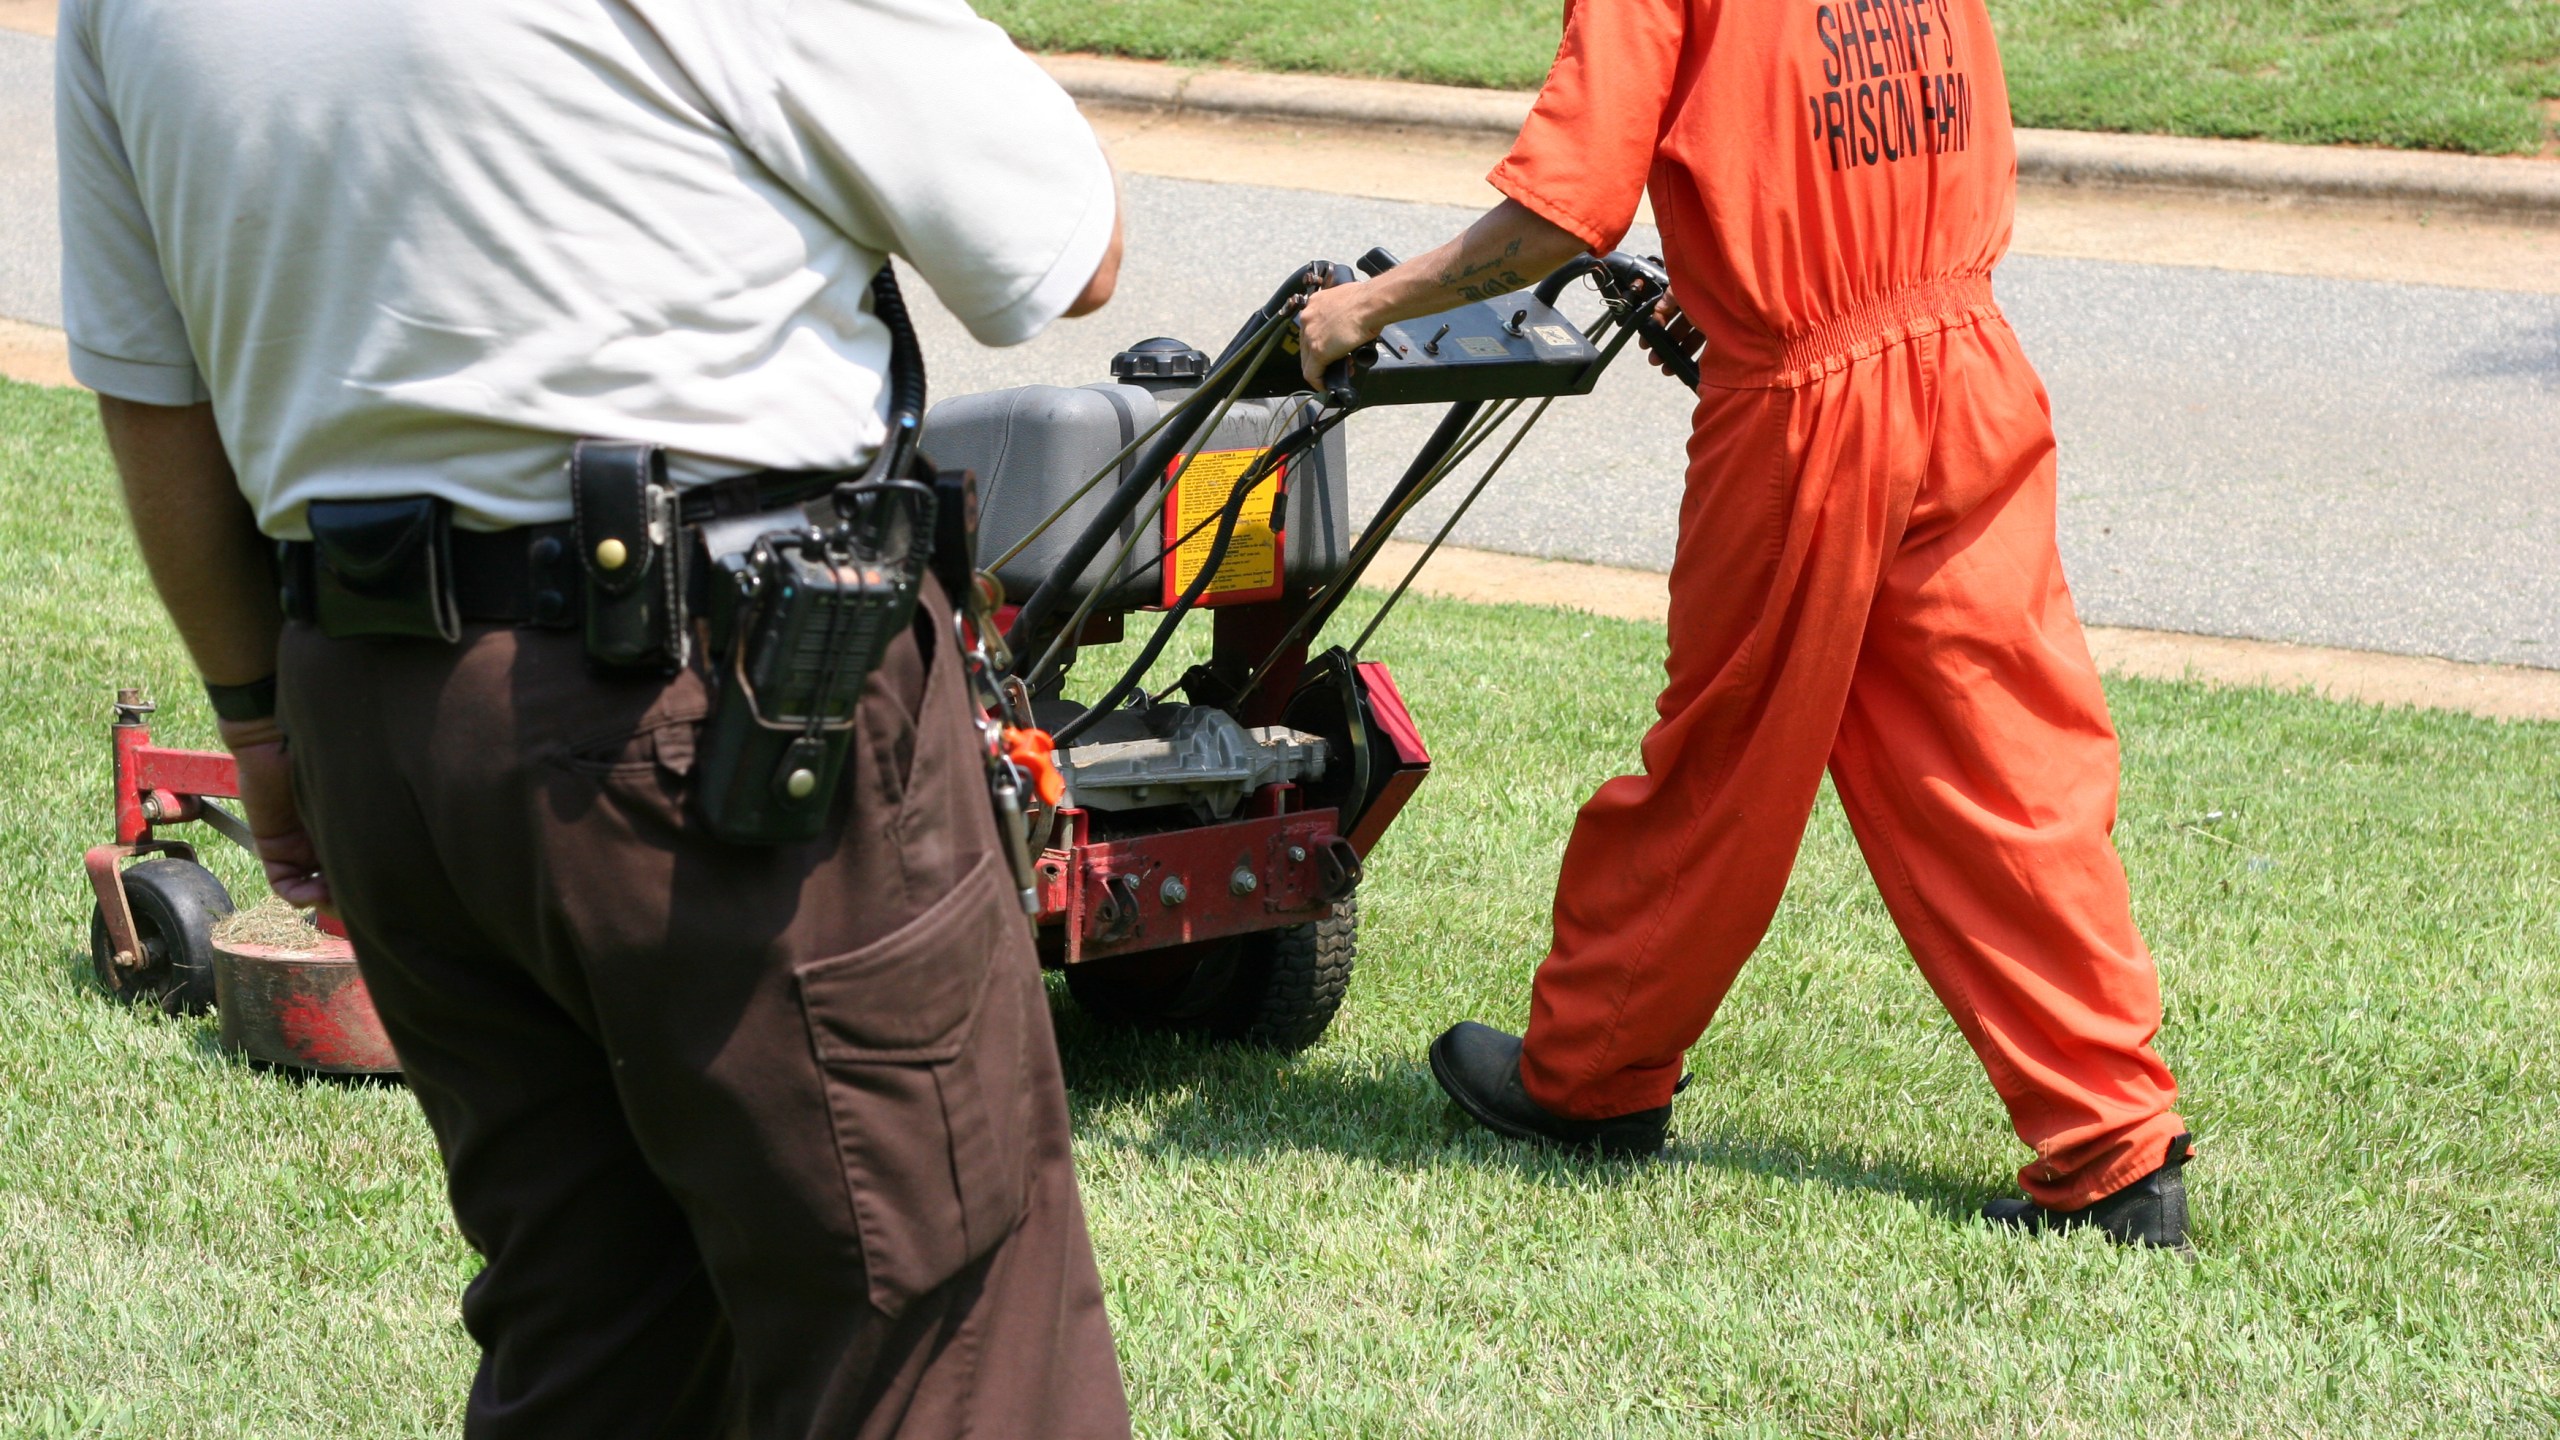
top-left (210, 896), bottom-right (327, 952)
top-left (3, 375), bottom-right (2557, 1437)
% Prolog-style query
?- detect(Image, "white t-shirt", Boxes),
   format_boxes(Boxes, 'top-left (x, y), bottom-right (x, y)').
top-left (55, 0), bottom-right (1116, 536)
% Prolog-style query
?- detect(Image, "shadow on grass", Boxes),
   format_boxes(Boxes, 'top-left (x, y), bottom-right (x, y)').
top-left (183, 1021), bottom-right (408, 1090)
top-left (48, 942), bottom-right (97, 993)
top-left (1051, 995), bottom-right (1989, 1223)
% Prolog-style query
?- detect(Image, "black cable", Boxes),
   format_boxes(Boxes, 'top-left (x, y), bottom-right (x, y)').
top-left (868, 267), bottom-right (929, 478)
top-left (869, 267), bottom-right (927, 420)
top-left (1537, 253), bottom-right (1699, 393)
top-left (1000, 309), bottom-right (1293, 662)
top-left (1011, 318), bottom-right (1298, 693)
top-left (1217, 398), bottom-right (1483, 705)
top-left (1227, 300), bottom-right (1630, 704)
top-left (1107, 406), bottom-right (1341, 598)
top-left (1349, 393), bottom-right (1561, 657)
top-left (1095, 471), bottom-right (1266, 605)
top-left (1046, 482), bottom-right (1253, 746)
top-left (1047, 414), bottom-right (1336, 747)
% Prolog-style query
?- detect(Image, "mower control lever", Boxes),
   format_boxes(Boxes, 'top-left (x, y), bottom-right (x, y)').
top-left (1320, 352), bottom-right (1362, 409)
top-left (1535, 252), bottom-right (1701, 392)
top-left (1246, 257), bottom-right (1603, 408)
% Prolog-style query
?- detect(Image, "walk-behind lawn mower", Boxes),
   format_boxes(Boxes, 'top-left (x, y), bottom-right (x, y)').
top-left (80, 248), bottom-right (1691, 1071)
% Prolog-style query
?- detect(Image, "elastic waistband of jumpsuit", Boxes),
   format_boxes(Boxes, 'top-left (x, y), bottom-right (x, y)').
top-left (1721, 274), bottom-right (2003, 391)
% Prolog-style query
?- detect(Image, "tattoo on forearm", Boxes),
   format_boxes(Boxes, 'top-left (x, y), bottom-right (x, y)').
top-left (1433, 237), bottom-right (1525, 292)
top-left (1455, 270), bottom-right (1530, 302)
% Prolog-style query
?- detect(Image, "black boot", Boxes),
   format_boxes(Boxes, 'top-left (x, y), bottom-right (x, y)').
top-left (1427, 1021), bottom-right (1671, 1157)
top-left (1983, 1133), bottom-right (2194, 1248)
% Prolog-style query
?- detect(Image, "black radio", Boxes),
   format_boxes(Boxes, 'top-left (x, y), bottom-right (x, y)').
top-left (694, 480), bottom-right (936, 845)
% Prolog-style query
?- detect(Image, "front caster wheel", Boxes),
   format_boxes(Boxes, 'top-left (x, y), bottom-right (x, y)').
top-left (89, 857), bottom-right (233, 1016)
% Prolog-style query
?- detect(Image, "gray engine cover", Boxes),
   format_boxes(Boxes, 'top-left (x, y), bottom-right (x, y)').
top-left (1058, 706), bottom-right (1328, 823)
top-left (923, 375), bottom-right (1352, 616)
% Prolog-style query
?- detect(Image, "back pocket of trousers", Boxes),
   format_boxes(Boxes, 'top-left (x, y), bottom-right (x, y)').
top-left (794, 851), bottom-right (1034, 1317)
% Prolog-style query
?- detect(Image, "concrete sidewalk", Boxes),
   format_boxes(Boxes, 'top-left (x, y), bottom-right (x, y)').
top-left (1043, 53), bottom-right (2560, 225)
top-left (6, 0), bottom-right (2551, 220)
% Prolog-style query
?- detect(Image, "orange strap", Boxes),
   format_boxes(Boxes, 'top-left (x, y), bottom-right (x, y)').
top-left (1003, 726), bottom-right (1066, 807)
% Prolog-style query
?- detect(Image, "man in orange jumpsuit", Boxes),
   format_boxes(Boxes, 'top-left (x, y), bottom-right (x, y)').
top-left (1298, 0), bottom-right (2192, 1245)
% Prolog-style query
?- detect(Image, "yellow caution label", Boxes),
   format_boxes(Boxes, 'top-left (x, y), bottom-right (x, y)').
top-left (1162, 448), bottom-right (1284, 608)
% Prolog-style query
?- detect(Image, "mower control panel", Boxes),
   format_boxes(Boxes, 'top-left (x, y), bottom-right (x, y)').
top-left (1241, 287), bottom-right (1604, 407)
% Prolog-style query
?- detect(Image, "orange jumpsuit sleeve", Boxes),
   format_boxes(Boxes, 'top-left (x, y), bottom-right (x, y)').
top-left (1489, 0), bottom-right (1688, 256)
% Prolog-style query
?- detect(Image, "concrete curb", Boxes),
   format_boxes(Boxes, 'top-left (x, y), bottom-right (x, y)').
top-left (1045, 53), bottom-right (1534, 136)
top-left (1041, 54), bottom-right (2560, 225)
top-left (2014, 126), bottom-right (2560, 221)
top-left (1367, 540), bottom-right (2560, 722)
top-left (0, 318), bottom-right (75, 389)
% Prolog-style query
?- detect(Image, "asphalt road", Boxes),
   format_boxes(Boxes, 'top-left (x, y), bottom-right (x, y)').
top-left (1, 31), bottom-right (56, 331)
top-left (5, 29), bottom-right (2553, 667)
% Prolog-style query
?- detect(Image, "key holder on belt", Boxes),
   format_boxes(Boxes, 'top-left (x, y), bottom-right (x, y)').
top-left (571, 441), bottom-right (690, 671)
top-left (955, 565), bottom-right (1053, 916)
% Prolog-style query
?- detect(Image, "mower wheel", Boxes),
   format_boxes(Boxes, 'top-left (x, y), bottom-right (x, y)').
top-left (1062, 936), bottom-right (1237, 1030)
top-left (1062, 897), bottom-right (1360, 1054)
top-left (90, 857), bottom-right (232, 1016)
top-left (1213, 897), bottom-right (1360, 1053)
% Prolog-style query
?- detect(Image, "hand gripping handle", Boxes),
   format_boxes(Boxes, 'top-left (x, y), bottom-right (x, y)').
top-left (1301, 258), bottom-right (1372, 407)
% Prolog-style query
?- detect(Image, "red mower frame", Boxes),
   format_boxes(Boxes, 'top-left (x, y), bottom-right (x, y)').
top-left (85, 688), bottom-right (399, 1074)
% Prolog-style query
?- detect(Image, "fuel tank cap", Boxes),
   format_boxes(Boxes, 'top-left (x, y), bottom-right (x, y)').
top-left (1110, 337), bottom-right (1209, 382)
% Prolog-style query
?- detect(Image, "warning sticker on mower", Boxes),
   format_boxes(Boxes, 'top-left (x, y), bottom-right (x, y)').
top-left (1162, 447), bottom-right (1284, 608)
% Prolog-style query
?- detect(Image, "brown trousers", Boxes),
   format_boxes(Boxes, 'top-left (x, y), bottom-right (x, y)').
top-left (277, 582), bottom-right (1130, 1440)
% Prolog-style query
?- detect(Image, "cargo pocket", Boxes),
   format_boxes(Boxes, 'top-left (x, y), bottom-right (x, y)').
top-left (795, 851), bottom-right (1034, 1317)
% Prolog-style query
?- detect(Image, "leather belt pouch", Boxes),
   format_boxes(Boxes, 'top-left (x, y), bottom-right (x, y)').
top-left (305, 496), bottom-right (461, 641)
top-left (571, 440), bottom-right (689, 671)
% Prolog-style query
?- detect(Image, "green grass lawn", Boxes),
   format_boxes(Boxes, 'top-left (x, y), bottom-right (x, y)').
top-left (4, 372), bottom-right (2558, 1435)
top-left (988, 0), bottom-right (2560, 154)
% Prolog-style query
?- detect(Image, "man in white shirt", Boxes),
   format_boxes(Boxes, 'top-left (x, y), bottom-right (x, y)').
top-left (58, 0), bottom-right (1131, 1433)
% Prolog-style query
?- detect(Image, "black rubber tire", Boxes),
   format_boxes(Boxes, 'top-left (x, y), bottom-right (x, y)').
top-left (1060, 897), bottom-right (1360, 1054)
top-left (1062, 935), bottom-right (1242, 1029)
top-left (89, 857), bottom-right (232, 1017)
top-left (1209, 896), bottom-right (1359, 1053)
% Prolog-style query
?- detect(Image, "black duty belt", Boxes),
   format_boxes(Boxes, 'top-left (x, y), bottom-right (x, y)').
top-left (279, 469), bottom-right (847, 631)
top-left (277, 520), bottom-right (578, 628)
top-left (456, 521), bottom-right (581, 626)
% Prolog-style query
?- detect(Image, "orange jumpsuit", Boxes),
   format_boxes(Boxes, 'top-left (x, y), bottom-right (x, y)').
top-left (1495, 0), bottom-right (2184, 1207)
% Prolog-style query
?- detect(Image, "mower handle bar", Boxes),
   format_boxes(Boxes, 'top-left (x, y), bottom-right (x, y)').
top-left (997, 250), bottom-right (1691, 669)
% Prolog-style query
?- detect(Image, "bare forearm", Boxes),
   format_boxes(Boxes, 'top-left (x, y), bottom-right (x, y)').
top-left (1065, 166), bottom-right (1125, 319)
top-left (98, 397), bottom-right (328, 907)
top-left (1294, 200), bottom-right (1588, 385)
top-left (97, 396), bottom-right (278, 686)
top-left (1337, 200), bottom-right (1588, 339)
